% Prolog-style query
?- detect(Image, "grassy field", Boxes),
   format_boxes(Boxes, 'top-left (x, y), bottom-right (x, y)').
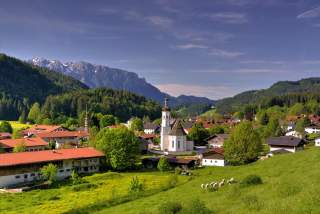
top-left (99, 147), bottom-right (320, 214)
top-left (0, 172), bottom-right (188, 214)
top-left (1, 147), bottom-right (320, 213)
top-left (0, 121), bottom-right (30, 131)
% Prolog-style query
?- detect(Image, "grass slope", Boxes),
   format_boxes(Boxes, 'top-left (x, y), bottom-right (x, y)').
top-left (0, 121), bottom-right (30, 132)
top-left (1, 148), bottom-right (320, 213)
top-left (0, 172), bottom-right (187, 214)
top-left (100, 147), bottom-right (320, 214)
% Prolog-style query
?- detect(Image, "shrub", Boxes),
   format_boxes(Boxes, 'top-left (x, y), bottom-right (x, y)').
top-left (157, 157), bottom-right (171, 172)
top-left (180, 199), bottom-right (214, 214)
top-left (240, 175), bottom-right (262, 187)
top-left (41, 163), bottom-right (58, 185)
top-left (158, 201), bottom-right (182, 214)
top-left (71, 170), bottom-right (82, 185)
top-left (128, 176), bottom-right (145, 194)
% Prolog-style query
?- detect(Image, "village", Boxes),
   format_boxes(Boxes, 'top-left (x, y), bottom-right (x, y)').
top-left (0, 97), bottom-right (318, 189)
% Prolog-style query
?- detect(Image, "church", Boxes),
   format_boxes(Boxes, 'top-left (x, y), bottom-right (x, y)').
top-left (160, 98), bottom-right (194, 153)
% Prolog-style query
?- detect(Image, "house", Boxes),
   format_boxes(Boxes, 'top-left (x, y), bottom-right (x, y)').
top-left (0, 132), bottom-right (12, 140)
top-left (205, 134), bottom-right (229, 148)
top-left (37, 131), bottom-right (89, 149)
top-left (201, 148), bottom-right (225, 167)
top-left (22, 125), bottom-right (67, 136)
top-left (267, 136), bottom-right (304, 153)
top-left (267, 149), bottom-right (292, 157)
top-left (285, 130), bottom-right (303, 139)
top-left (0, 137), bottom-right (48, 152)
top-left (142, 156), bottom-right (196, 169)
top-left (305, 124), bottom-right (320, 134)
top-left (315, 137), bottom-right (320, 147)
top-left (143, 122), bottom-right (160, 134)
top-left (160, 98), bottom-right (194, 153)
top-left (0, 147), bottom-right (104, 188)
top-left (286, 122), bottom-right (295, 132)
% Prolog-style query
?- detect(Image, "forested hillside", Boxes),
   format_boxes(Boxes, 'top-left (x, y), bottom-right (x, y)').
top-left (216, 78), bottom-right (320, 113)
top-left (42, 88), bottom-right (161, 122)
top-left (0, 54), bottom-right (88, 120)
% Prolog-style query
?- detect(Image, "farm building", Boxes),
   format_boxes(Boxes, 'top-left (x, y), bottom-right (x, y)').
top-left (201, 148), bottom-right (225, 167)
top-left (267, 136), bottom-right (304, 153)
top-left (205, 134), bottom-right (229, 148)
top-left (37, 131), bottom-right (89, 149)
top-left (0, 137), bottom-right (48, 152)
top-left (0, 147), bottom-right (104, 188)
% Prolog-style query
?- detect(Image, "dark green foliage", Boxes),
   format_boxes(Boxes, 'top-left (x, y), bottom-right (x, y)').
top-left (99, 115), bottom-right (116, 128)
top-left (224, 122), bottom-right (262, 165)
top-left (0, 121), bottom-right (13, 133)
top-left (0, 54), bottom-right (87, 120)
top-left (158, 201), bottom-right (182, 214)
top-left (264, 118), bottom-right (283, 138)
top-left (42, 88), bottom-right (161, 123)
top-left (240, 175), bottom-right (263, 187)
top-left (95, 127), bottom-right (140, 170)
top-left (130, 117), bottom-right (144, 131)
top-left (157, 157), bottom-right (171, 172)
top-left (188, 123), bottom-right (210, 146)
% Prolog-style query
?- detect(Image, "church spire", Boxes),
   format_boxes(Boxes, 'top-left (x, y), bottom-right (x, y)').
top-left (84, 104), bottom-right (88, 132)
top-left (162, 97), bottom-right (170, 111)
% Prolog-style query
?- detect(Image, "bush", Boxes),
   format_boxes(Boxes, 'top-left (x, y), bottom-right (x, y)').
top-left (240, 175), bottom-right (262, 187)
top-left (128, 176), bottom-right (145, 194)
top-left (157, 157), bottom-right (170, 172)
top-left (158, 201), bottom-right (182, 214)
top-left (180, 199), bottom-right (214, 214)
top-left (71, 170), bottom-right (83, 185)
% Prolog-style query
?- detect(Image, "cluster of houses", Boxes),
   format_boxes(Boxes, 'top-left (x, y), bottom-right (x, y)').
top-left (0, 125), bottom-right (105, 188)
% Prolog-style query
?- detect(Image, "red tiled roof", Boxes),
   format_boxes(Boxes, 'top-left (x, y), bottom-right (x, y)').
top-left (139, 133), bottom-right (156, 139)
top-left (37, 131), bottom-right (89, 138)
top-left (22, 125), bottom-right (63, 135)
top-left (0, 132), bottom-right (12, 139)
top-left (0, 147), bottom-right (104, 167)
top-left (0, 137), bottom-right (48, 149)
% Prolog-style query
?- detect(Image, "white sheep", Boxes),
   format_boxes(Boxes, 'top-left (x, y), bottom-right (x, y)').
top-left (201, 184), bottom-right (205, 189)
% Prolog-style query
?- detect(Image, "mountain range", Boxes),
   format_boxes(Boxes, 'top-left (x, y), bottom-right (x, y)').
top-left (29, 58), bottom-right (213, 107)
top-left (215, 77), bottom-right (320, 113)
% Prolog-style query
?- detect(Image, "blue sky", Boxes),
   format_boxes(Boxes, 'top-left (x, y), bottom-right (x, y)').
top-left (1, 0), bottom-right (320, 99)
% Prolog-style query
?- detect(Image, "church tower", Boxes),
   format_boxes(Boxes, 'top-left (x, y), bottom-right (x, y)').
top-left (160, 97), bottom-right (171, 151)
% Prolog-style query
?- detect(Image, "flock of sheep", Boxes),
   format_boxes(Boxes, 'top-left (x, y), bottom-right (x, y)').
top-left (201, 178), bottom-right (236, 191)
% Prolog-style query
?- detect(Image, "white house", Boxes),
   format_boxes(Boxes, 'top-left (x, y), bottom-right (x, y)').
top-left (201, 151), bottom-right (225, 167)
top-left (0, 148), bottom-right (104, 188)
top-left (285, 130), bottom-right (303, 139)
top-left (160, 98), bottom-right (193, 153)
top-left (315, 137), bottom-right (320, 147)
top-left (267, 136), bottom-right (304, 153)
top-left (305, 125), bottom-right (320, 134)
top-left (143, 122), bottom-right (159, 134)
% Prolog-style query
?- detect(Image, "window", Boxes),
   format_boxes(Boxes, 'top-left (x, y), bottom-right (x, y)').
top-left (66, 169), bottom-right (71, 172)
top-left (31, 173), bottom-right (35, 177)
top-left (24, 174), bottom-right (28, 179)
top-left (210, 160), bottom-right (212, 163)
top-left (177, 141), bottom-right (180, 149)
top-left (172, 140), bottom-right (174, 148)
top-left (59, 169), bottom-right (64, 173)
top-left (15, 175), bottom-right (20, 179)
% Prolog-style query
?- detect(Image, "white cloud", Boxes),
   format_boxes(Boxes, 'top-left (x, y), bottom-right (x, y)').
top-left (156, 83), bottom-right (239, 99)
top-left (175, 43), bottom-right (208, 50)
top-left (197, 68), bottom-right (287, 74)
top-left (145, 16), bottom-right (173, 28)
top-left (205, 12), bottom-right (248, 24)
top-left (209, 49), bottom-right (244, 58)
top-left (239, 60), bottom-right (285, 65)
top-left (297, 6), bottom-right (320, 19)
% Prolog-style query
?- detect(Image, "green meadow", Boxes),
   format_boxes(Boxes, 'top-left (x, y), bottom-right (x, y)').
top-left (1, 147), bottom-right (320, 214)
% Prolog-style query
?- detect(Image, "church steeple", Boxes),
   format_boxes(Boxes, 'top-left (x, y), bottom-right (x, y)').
top-left (162, 97), bottom-right (170, 111)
